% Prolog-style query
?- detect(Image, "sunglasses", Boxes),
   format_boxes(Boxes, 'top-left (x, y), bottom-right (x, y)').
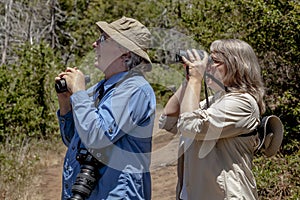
top-left (96, 34), bottom-right (108, 45)
top-left (206, 56), bottom-right (223, 71)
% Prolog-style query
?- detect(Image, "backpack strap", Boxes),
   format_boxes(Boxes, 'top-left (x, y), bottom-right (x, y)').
top-left (238, 115), bottom-right (284, 157)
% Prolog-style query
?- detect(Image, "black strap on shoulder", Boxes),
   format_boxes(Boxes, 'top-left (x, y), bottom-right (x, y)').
top-left (94, 70), bottom-right (143, 107)
top-left (203, 72), bottom-right (228, 109)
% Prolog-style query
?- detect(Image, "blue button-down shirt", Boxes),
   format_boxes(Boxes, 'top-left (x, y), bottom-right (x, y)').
top-left (57, 71), bottom-right (156, 200)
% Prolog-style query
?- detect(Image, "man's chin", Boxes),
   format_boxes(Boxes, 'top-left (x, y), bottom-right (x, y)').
top-left (94, 62), bottom-right (104, 71)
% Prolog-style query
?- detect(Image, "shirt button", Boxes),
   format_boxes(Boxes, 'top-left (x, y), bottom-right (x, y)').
top-left (61, 119), bottom-right (65, 123)
top-left (72, 146), bottom-right (75, 150)
top-left (96, 152), bottom-right (102, 158)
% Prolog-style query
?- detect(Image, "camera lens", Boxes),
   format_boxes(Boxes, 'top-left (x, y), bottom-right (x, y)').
top-left (55, 75), bottom-right (90, 93)
top-left (175, 49), bottom-right (204, 63)
top-left (55, 78), bottom-right (68, 93)
top-left (70, 164), bottom-right (99, 200)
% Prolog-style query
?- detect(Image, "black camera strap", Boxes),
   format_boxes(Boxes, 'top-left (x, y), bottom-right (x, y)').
top-left (92, 70), bottom-right (144, 108)
top-left (203, 72), bottom-right (258, 137)
top-left (203, 74), bottom-right (210, 108)
top-left (94, 80), bottom-right (114, 107)
top-left (203, 72), bottom-right (228, 108)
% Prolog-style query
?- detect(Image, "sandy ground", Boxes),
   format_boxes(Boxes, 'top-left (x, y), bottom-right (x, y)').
top-left (38, 109), bottom-right (179, 200)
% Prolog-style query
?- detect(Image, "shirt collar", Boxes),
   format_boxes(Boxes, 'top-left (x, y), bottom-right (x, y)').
top-left (104, 71), bottom-right (128, 88)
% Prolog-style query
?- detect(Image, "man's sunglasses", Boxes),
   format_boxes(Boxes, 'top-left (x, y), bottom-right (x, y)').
top-left (96, 34), bottom-right (108, 45)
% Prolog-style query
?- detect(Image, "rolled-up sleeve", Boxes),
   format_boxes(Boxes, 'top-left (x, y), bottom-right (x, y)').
top-left (178, 93), bottom-right (260, 140)
top-left (57, 110), bottom-right (75, 146)
top-left (158, 114), bottom-right (179, 134)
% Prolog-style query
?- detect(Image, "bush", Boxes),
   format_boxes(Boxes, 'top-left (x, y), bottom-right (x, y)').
top-left (0, 43), bottom-right (60, 143)
top-left (0, 0), bottom-right (299, 198)
top-left (254, 150), bottom-right (300, 199)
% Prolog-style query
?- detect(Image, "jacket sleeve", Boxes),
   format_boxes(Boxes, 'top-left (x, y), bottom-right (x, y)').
top-left (70, 79), bottom-right (155, 149)
top-left (57, 110), bottom-right (75, 147)
top-left (158, 114), bottom-right (178, 134)
top-left (178, 93), bottom-right (260, 140)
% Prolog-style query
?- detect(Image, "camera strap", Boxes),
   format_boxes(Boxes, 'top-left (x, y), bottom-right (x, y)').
top-left (203, 72), bottom-right (227, 108)
top-left (93, 70), bottom-right (144, 107)
top-left (203, 76), bottom-right (210, 108)
top-left (94, 80), bottom-right (113, 107)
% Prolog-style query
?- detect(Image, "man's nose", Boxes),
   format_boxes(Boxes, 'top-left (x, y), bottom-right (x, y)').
top-left (92, 41), bottom-right (97, 48)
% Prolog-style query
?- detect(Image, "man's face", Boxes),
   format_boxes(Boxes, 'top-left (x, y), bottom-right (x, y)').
top-left (93, 33), bottom-right (126, 72)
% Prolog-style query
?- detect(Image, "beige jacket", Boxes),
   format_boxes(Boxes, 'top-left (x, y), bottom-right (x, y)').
top-left (159, 92), bottom-right (260, 200)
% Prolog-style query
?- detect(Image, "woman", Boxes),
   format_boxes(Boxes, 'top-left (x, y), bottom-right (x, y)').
top-left (159, 39), bottom-right (265, 200)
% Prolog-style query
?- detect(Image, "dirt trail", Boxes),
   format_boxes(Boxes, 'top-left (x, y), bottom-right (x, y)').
top-left (39, 109), bottom-right (178, 200)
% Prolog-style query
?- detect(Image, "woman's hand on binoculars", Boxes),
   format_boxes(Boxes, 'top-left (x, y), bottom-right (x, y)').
top-left (182, 49), bottom-right (208, 82)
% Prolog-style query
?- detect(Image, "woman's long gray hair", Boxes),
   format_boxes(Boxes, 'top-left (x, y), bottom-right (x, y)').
top-left (210, 39), bottom-right (265, 114)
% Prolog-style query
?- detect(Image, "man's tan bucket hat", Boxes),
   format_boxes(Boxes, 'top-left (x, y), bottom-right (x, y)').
top-left (96, 16), bottom-right (151, 63)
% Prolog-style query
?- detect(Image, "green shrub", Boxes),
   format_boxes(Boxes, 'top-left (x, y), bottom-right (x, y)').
top-left (0, 0), bottom-right (299, 198)
top-left (0, 43), bottom-right (60, 143)
top-left (254, 150), bottom-right (300, 199)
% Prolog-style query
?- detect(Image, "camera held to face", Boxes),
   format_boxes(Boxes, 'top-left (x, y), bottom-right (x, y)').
top-left (55, 75), bottom-right (91, 93)
top-left (175, 49), bottom-right (205, 63)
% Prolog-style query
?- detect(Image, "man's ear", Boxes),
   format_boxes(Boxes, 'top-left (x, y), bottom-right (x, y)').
top-left (122, 52), bottom-right (132, 69)
top-left (121, 52), bottom-right (130, 63)
top-left (121, 52), bottom-right (131, 60)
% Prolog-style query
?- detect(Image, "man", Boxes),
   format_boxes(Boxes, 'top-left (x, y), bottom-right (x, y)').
top-left (56, 16), bottom-right (156, 200)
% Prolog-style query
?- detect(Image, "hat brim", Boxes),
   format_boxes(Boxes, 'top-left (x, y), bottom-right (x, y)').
top-left (262, 115), bottom-right (284, 157)
top-left (96, 21), bottom-right (151, 63)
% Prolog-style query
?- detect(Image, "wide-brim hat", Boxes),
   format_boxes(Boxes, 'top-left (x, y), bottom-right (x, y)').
top-left (257, 115), bottom-right (284, 157)
top-left (96, 16), bottom-right (151, 63)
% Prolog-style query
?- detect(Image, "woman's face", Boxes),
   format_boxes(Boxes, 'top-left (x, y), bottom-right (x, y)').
top-left (206, 54), bottom-right (227, 91)
top-left (93, 33), bottom-right (127, 73)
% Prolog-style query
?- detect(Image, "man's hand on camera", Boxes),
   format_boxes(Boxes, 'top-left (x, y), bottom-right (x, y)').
top-left (59, 67), bottom-right (86, 94)
top-left (182, 49), bottom-right (208, 82)
top-left (55, 75), bottom-right (72, 115)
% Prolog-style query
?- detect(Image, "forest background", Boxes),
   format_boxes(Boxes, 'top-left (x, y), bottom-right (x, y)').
top-left (0, 0), bottom-right (299, 199)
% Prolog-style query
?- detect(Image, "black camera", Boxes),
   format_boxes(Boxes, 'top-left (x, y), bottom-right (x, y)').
top-left (69, 148), bottom-right (104, 200)
top-left (55, 78), bottom-right (68, 93)
top-left (175, 49), bottom-right (205, 63)
top-left (55, 75), bottom-right (91, 93)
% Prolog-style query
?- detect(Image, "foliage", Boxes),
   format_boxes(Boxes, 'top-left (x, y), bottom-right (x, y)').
top-left (0, 0), bottom-right (299, 198)
top-left (146, 63), bottom-right (184, 107)
top-left (0, 139), bottom-right (40, 198)
top-left (239, 0), bottom-right (300, 153)
top-left (0, 42), bottom-right (60, 143)
top-left (253, 150), bottom-right (300, 199)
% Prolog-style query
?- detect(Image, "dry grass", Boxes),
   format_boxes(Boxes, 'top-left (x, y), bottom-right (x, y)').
top-left (0, 137), bottom-right (66, 200)
top-left (1, 129), bottom-right (299, 200)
